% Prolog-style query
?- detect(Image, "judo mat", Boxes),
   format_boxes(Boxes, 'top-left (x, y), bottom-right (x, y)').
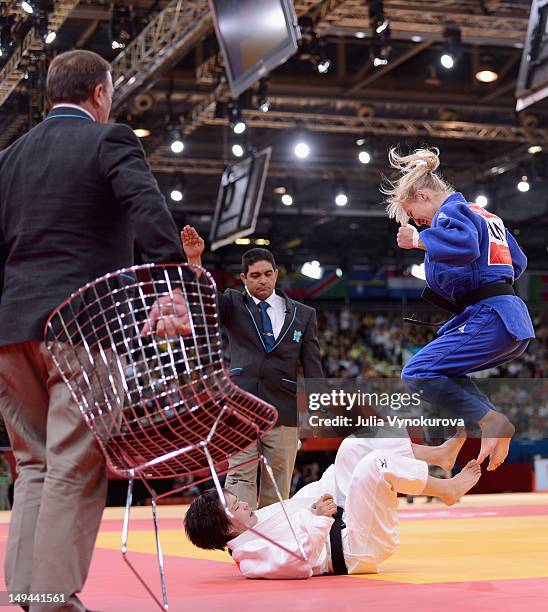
top-left (1, 492), bottom-right (547, 611)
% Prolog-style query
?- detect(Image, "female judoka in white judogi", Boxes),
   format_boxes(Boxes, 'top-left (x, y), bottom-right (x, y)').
top-left (184, 435), bottom-right (480, 579)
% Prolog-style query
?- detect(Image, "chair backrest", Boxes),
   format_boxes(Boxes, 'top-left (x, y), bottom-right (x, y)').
top-left (45, 263), bottom-right (277, 479)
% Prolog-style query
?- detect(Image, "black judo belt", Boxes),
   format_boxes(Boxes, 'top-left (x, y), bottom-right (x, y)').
top-left (329, 506), bottom-right (348, 575)
top-left (404, 281), bottom-right (515, 327)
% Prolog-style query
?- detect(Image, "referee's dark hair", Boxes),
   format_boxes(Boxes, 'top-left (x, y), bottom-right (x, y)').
top-left (46, 50), bottom-right (111, 105)
top-left (241, 248), bottom-right (277, 275)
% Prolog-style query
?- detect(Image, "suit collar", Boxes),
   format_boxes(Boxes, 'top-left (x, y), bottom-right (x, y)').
top-left (47, 104), bottom-right (95, 122)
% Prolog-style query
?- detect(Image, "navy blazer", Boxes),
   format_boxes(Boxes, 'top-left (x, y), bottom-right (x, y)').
top-left (0, 106), bottom-right (184, 345)
top-left (218, 288), bottom-right (323, 426)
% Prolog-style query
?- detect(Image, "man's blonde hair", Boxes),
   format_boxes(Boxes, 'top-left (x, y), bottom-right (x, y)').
top-left (381, 147), bottom-right (453, 225)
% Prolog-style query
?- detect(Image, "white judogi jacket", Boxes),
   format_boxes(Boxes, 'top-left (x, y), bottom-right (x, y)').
top-left (226, 438), bottom-right (429, 580)
top-left (227, 466), bottom-right (337, 579)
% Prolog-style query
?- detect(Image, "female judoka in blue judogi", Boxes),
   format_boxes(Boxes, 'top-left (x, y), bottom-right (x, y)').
top-left (383, 147), bottom-right (535, 471)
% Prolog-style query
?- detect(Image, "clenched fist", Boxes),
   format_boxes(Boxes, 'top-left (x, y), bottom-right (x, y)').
top-left (397, 225), bottom-right (424, 250)
top-left (314, 493), bottom-right (337, 517)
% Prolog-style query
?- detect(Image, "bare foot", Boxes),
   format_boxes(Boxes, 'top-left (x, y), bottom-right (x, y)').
top-left (437, 427), bottom-right (467, 471)
top-left (477, 411), bottom-right (515, 471)
top-left (441, 460), bottom-right (481, 506)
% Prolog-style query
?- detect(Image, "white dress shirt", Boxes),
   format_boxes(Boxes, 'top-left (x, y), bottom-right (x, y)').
top-left (247, 289), bottom-right (286, 339)
top-left (51, 103), bottom-right (95, 121)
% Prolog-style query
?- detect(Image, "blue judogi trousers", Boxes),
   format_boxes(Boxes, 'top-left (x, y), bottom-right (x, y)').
top-left (402, 304), bottom-right (530, 422)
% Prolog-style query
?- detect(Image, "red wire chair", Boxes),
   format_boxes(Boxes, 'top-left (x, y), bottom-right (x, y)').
top-left (45, 263), bottom-right (307, 611)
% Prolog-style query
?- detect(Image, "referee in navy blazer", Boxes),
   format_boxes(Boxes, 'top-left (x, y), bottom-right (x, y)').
top-left (182, 226), bottom-right (323, 509)
top-left (0, 50), bottom-right (186, 610)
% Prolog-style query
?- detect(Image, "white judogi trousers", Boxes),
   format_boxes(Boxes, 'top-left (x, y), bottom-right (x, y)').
top-left (228, 436), bottom-right (428, 578)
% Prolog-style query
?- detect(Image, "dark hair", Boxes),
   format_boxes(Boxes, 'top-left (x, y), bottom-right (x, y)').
top-left (241, 248), bottom-right (277, 275)
top-left (184, 489), bottom-right (233, 551)
top-left (46, 50), bottom-right (111, 105)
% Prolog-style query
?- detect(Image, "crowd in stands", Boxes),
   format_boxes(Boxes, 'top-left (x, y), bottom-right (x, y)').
top-left (316, 309), bottom-right (547, 379)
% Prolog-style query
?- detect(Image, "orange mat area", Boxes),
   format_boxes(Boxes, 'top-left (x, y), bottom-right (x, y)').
top-left (2, 493), bottom-right (548, 611)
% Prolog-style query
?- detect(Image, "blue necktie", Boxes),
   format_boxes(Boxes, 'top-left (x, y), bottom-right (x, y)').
top-left (258, 301), bottom-right (275, 352)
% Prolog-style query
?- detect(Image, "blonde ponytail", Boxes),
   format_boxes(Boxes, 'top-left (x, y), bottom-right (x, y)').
top-left (381, 147), bottom-right (452, 225)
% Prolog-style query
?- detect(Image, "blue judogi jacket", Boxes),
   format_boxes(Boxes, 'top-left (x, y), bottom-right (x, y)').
top-left (419, 192), bottom-right (535, 341)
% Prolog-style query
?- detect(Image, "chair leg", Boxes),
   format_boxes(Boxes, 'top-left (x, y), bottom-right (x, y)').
top-left (203, 445), bottom-right (307, 562)
top-left (151, 495), bottom-right (168, 611)
top-left (121, 471), bottom-right (168, 611)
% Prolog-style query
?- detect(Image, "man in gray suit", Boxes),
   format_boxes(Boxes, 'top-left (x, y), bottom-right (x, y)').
top-left (182, 226), bottom-right (323, 509)
top-left (0, 50), bottom-right (187, 610)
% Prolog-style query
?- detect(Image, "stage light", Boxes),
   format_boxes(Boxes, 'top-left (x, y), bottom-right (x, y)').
top-left (317, 58), bottom-right (331, 74)
top-left (45, 31), bottom-right (56, 44)
top-left (233, 121), bottom-right (246, 135)
top-left (336, 268), bottom-right (343, 277)
top-left (21, 1), bottom-right (34, 15)
top-left (257, 77), bottom-right (271, 112)
top-left (232, 143), bottom-right (245, 157)
top-left (170, 189), bottom-right (183, 202)
top-left (355, 31), bottom-right (366, 39)
top-left (517, 176), bottom-right (530, 192)
top-left (369, 1), bottom-right (391, 66)
top-left (301, 261), bottom-right (323, 280)
top-left (357, 136), bottom-right (372, 164)
top-left (294, 141), bottom-right (310, 159)
top-left (170, 138), bottom-right (184, 154)
top-left (335, 193), bottom-right (348, 206)
top-left (281, 193), bottom-right (293, 206)
top-left (440, 26), bottom-right (462, 70)
top-left (528, 145), bottom-right (542, 154)
top-left (133, 128), bottom-right (151, 138)
top-left (475, 194), bottom-right (488, 207)
top-left (440, 53), bottom-right (455, 69)
top-left (475, 67), bottom-right (498, 83)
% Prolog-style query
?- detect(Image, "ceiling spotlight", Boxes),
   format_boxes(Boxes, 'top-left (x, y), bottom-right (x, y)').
top-left (357, 137), bottom-right (372, 164)
top-left (301, 260), bottom-right (323, 280)
top-left (110, 5), bottom-right (133, 51)
top-left (355, 31), bottom-right (366, 39)
top-left (528, 145), bottom-right (542, 154)
top-left (316, 58), bottom-right (331, 74)
top-left (369, 0), bottom-right (391, 66)
top-left (21, 1), bottom-right (34, 14)
top-left (170, 137), bottom-right (184, 154)
top-left (440, 53), bottom-right (455, 69)
top-left (170, 189), bottom-right (183, 202)
top-left (411, 35), bottom-right (423, 42)
top-left (517, 176), bottom-right (530, 192)
top-left (475, 194), bottom-right (488, 207)
top-left (233, 120), bottom-right (246, 135)
top-left (335, 268), bottom-right (343, 277)
top-left (257, 77), bottom-right (271, 112)
top-left (232, 143), bottom-right (245, 157)
top-left (440, 26), bottom-right (462, 70)
top-left (335, 193), bottom-right (348, 207)
top-left (294, 141), bottom-right (310, 159)
top-left (45, 31), bottom-right (56, 44)
top-left (475, 67), bottom-right (498, 83)
top-left (358, 151), bottom-right (371, 164)
top-left (281, 193), bottom-right (293, 206)
top-left (133, 128), bottom-right (151, 138)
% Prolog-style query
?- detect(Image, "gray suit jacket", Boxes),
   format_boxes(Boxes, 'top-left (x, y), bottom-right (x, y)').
top-left (218, 288), bottom-right (323, 426)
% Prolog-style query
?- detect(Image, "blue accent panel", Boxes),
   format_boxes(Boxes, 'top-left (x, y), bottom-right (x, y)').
top-left (270, 306), bottom-right (297, 351)
top-left (244, 303), bottom-right (267, 351)
top-left (44, 114), bottom-right (93, 121)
